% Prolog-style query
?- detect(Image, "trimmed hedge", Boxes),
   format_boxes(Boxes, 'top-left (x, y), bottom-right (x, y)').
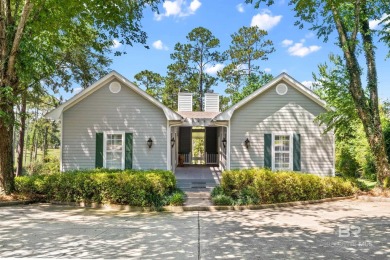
top-left (15, 169), bottom-right (181, 207)
top-left (211, 168), bottom-right (358, 205)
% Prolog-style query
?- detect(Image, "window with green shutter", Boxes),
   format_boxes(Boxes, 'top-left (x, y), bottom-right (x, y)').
top-left (95, 132), bottom-right (133, 170)
top-left (266, 132), bottom-right (301, 171)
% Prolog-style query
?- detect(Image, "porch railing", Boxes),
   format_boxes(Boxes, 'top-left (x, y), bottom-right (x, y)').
top-left (179, 152), bottom-right (191, 164)
top-left (206, 153), bottom-right (218, 164)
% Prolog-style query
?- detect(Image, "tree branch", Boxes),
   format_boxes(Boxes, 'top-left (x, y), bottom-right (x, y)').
top-left (6, 0), bottom-right (33, 83)
top-left (350, 0), bottom-right (361, 52)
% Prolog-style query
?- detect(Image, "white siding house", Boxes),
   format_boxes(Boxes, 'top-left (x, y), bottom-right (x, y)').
top-left (46, 71), bottom-right (334, 176)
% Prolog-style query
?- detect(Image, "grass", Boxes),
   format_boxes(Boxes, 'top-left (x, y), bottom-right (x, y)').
top-left (14, 148), bottom-right (60, 167)
top-left (357, 178), bottom-right (377, 190)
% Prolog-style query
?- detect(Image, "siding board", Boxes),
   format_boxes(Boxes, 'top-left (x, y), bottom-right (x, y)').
top-left (62, 80), bottom-right (167, 171)
top-left (230, 82), bottom-right (334, 176)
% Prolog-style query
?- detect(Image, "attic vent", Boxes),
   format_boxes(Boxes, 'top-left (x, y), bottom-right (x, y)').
top-left (205, 93), bottom-right (219, 112)
top-left (109, 81), bottom-right (121, 93)
top-left (178, 93), bottom-right (193, 112)
top-left (276, 83), bottom-right (288, 95)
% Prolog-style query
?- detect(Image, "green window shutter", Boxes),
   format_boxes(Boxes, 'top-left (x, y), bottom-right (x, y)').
top-left (293, 133), bottom-right (301, 171)
top-left (264, 134), bottom-right (272, 168)
top-left (125, 133), bottom-right (133, 169)
top-left (95, 133), bottom-right (103, 168)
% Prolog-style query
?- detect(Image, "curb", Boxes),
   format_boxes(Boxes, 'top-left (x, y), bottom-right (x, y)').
top-left (49, 196), bottom-right (355, 212)
top-left (0, 200), bottom-right (34, 207)
top-left (356, 196), bottom-right (390, 202)
top-left (164, 196), bottom-right (355, 212)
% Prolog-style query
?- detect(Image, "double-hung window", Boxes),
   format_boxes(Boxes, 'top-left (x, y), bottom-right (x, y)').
top-left (104, 132), bottom-right (125, 169)
top-left (273, 134), bottom-right (293, 170)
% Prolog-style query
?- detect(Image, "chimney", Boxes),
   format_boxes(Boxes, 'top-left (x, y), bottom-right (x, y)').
top-left (178, 92), bottom-right (193, 112)
top-left (204, 93), bottom-right (219, 112)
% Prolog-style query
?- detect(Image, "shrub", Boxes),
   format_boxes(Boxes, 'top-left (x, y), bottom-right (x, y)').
top-left (166, 190), bottom-right (185, 206)
top-left (212, 194), bottom-right (234, 206)
top-left (15, 169), bottom-right (177, 207)
top-left (384, 176), bottom-right (390, 189)
top-left (27, 155), bottom-right (61, 176)
top-left (210, 185), bottom-right (224, 197)
top-left (212, 168), bottom-right (358, 206)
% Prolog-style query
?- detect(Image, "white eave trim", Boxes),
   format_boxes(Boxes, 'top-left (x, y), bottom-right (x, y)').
top-left (212, 72), bottom-right (330, 121)
top-left (44, 70), bottom-right (182, 121)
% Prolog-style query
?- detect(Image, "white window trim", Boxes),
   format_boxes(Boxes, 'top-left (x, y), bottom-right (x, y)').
top-left (271, 132), bottom-right (293, 171)
top-left (103, 131), bottom-right (125, 170)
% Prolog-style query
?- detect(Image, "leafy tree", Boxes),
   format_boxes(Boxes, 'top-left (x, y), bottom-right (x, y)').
top-left (219, 26), bottom-right (275, 102)
top-left (134, 70), bottom-right (164, 101)
top-left (0, 0), bottom-right (161, 194)
top-left (231, 73), bottom-right (274, 105)
top-left (169, 27), bottom-right (225, 110)
top-left (247, 0), bottom-right (390, 185)
top-left (313, 54), bottom-right (359, 138)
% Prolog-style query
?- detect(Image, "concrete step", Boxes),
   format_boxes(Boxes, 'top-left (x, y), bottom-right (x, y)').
top-left (185, 191), bottom-right (210, 199)
top-left (176, 180), bottom-right (217, 189)
top-left (184, 198), bottom-right (212, 206)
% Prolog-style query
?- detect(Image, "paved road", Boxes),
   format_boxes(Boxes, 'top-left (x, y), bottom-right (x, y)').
top-left (0, 200), bottom-right (389, 259)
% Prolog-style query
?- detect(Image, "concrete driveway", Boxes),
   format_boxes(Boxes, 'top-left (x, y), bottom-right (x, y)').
top-left (0, 199), bottom-right (389, 259)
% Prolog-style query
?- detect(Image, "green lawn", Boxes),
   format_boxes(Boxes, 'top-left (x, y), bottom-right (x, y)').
top-left (15, 148), bottom-right (60, 167)
top-left (358, 178), bottom-right (377, 190)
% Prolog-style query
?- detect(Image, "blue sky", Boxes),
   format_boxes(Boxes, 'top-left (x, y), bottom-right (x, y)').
top-left (70, 0), bottom-right (390, 101)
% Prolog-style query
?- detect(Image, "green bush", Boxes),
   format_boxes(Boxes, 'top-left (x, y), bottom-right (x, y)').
top-left (27, 155), bottom-right (61, 176)
top-left (165, 190), bottom-right (185, 206)
top-left (15, 169), bottom-right (177, 207)
top-left (212, 194), bottom-right (234, 206)
top-left (384, 176), bottom-right (390, 189)
top-left (212, 168), bottom-right (358, 206)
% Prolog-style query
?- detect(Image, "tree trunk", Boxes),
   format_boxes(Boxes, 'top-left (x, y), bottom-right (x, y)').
top-left (16, 92), bottom-right (27, 176)
top-left (330, 3), bottom-right (390, 186)
top-left (29, 125), bottom-right (36, 164)
top-left (43, 125), bottom-right (48, 159)
top-left (0, 103), bottom-right (15, 194)
top-left (360, 15), bottom-right (390, 184)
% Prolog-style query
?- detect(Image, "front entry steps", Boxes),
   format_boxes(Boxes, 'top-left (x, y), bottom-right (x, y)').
top-left (176, 179), bottom-right (218, 190)
top-left (183, 189), bottom-right (212, 206)
top-left (177, 181), bottom-right (215, 206)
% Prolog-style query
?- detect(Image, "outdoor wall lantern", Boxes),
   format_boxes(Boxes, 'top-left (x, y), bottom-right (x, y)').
top-left (171, 137), bottom-right (175, 148)
top-left (147, 138), bottom-right (153, 148)
top-left (244, 138), bottom-right (250, 149)
top-left (222, 137), bottom-right (227, 148)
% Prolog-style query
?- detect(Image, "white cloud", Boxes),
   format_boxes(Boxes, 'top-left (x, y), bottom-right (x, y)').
top-left (288, 43), bottom-right (321, 57)
top-left (283, 39), bottom-right (321, 57)
top-left (281, 39), bottom-right (293, 47)
top-left (264, 68), bottom-right (271, 73)
top-left (301, 81), bottom-right (314, 88)
top-left (236, 3), bottom-right (244, 13)
top-left (369, 14), bottom-right (389, 30)
top-left (154, 0), bottom-right (202, 21)
top-left (250, 10), bottom-right (282, 30)
top-left (152, 40), bottom-right (169, 50)
top-left (73, 87), bottom-right (83, 94)
top-left (189, 0), bottom-right (201, 13)
top-left (204, 63), bottom-right (225, 75)
top-left (112, 39), bottom-right (122, 49)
